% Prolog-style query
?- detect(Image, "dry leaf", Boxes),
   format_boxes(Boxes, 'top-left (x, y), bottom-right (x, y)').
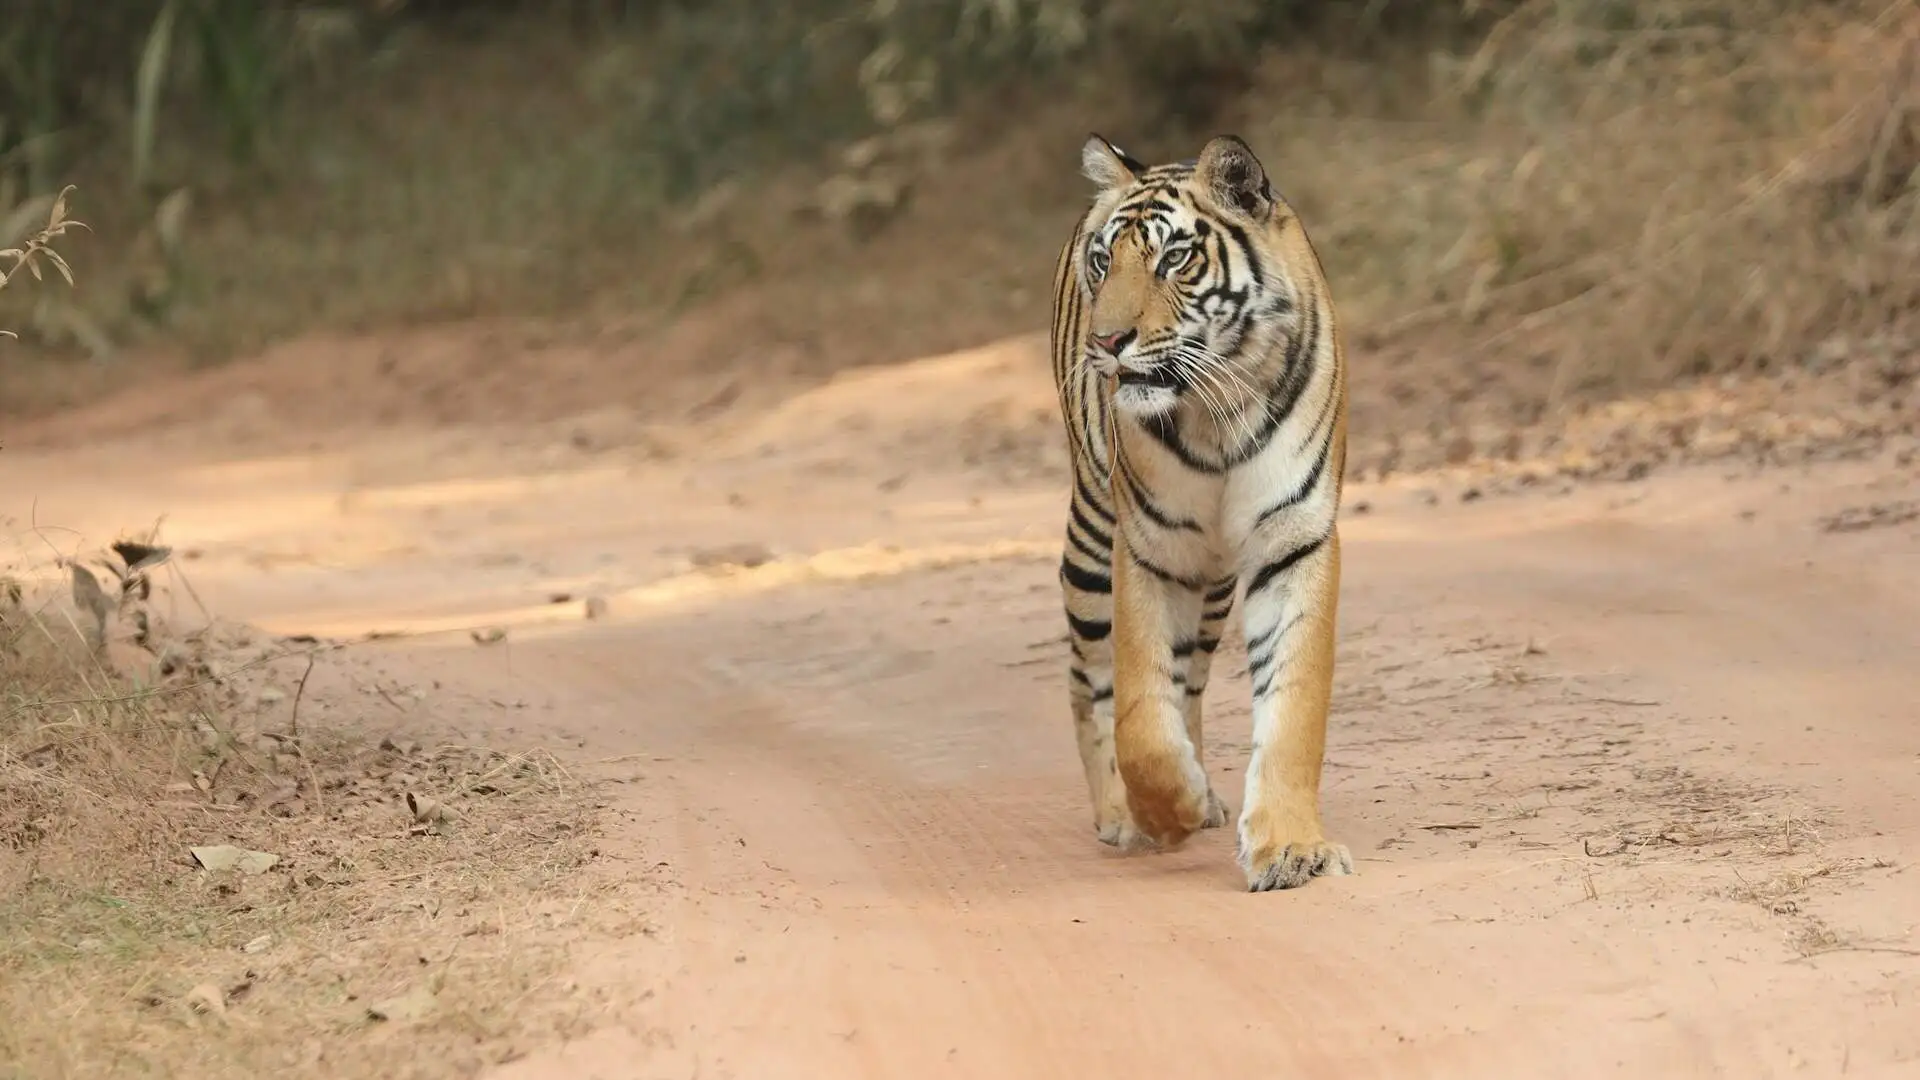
top-left (583, 596), bottom-right (609, 620)
top-left (112, 539), bottom-right (173, 575)
top-left (184, 983), bottom-right (227, 1017)
top-left (406, 791), bottom-right (457, 826)
top-left (69, 562), bottom-right (112, 646)
top-left (190, 844), bottom-right (280, 875)
top-left (471, 626), bottom-right (507, 646)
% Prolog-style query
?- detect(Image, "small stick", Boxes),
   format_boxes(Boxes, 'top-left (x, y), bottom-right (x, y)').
top-left (289, 654), bottom-right (316, 738)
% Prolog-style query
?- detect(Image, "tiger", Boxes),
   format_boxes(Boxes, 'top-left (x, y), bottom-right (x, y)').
top-left (1048, 133), bottom-right (1353, 892)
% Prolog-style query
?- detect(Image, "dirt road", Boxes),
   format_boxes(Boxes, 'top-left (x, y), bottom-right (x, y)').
top-left (7, 338), bottom-right (1918, 1078)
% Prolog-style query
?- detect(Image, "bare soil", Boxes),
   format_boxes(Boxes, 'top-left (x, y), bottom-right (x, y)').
top-left (3, 328), bottom-right (1917, 1078)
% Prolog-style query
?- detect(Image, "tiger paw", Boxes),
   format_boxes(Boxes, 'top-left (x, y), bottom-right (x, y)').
top-left (1239, 837), bottom-right (1354, 892)
top-left (1121, 776), bottom-right (1207, 848)
top-left (1116, 734), bottom-right (1209, 847)
top-left (1200, 787), bottom-right (1231, 830)
top-left (1094, 815), bottom-right (1149, 851)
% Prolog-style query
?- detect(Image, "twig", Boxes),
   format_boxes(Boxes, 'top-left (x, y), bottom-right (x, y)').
top-left (164, 560), bottom-right (215, 627)
top-left (1790, 945), bottom-right (1920, 964)
top-left (289, 654), bottom-right (316, 738)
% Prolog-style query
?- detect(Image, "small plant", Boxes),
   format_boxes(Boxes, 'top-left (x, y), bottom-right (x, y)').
top-left (0, 184), bottom-right (85, 339)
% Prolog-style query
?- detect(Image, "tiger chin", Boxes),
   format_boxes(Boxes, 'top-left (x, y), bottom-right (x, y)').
top-left (1047, 133), bottom-right (1355, 893)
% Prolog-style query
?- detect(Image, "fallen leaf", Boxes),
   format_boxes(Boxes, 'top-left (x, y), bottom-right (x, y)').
top-left (583, 596), bottom-right (609, 620)
top-left (184, 983), bottom-right (227, 1017)
top-left (190, 844), bottom-right (280, 875)
top-left (406, 792), bottom-right (457, 832)
top-left (471, 627), bottom-right (507, 646)
top-left (242, 934), bottom-right (273, 954)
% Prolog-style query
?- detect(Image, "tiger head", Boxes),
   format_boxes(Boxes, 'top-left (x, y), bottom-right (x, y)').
top-left (1077, 133), bottom-right (1310, 419)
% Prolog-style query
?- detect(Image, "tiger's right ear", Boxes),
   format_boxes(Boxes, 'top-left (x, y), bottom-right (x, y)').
top-left (1081, 134), bottom-right (1145, 190)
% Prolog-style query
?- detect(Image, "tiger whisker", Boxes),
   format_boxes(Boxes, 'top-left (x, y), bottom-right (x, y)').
top-left (1170, 344), bottom-right (1262, 452)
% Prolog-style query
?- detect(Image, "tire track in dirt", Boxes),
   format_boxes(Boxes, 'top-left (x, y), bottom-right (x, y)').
top-left (531, 571), bottom-right (1427, 1078)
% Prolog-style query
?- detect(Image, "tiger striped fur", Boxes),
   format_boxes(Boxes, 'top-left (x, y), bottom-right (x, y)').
top-left (1049, 133), bottom-right (1354, 892)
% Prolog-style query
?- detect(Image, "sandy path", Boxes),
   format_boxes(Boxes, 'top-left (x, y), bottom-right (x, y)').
top-left (5, 342), bottom-right (1916, 1078)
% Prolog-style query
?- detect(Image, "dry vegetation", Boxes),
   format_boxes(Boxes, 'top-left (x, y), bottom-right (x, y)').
top-left (0, 535), bottom-right (620, 1078)
top-left (0, 0), bottom-right (1914, 433)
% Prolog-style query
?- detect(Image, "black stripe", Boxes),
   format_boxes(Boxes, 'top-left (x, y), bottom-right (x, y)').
top-left (1252, 406), bottom-right (1336, 530)
top-left (1270, 300), bottom-right (1321, 423)
top-left (1067, 612), bottom-right (1111, 642)
top-left (1122, 470), bottom-right (1202, 533)
top-left (1196, 635), bottom-right (1221, 654)
top-left (1226, 301), bottom-right (1321, 468)
top-left (1091, 685), bottom-right (1114, 703)
top-left (1205, 578), bottom-right (1237, 604)
top-left (1248, 651), bottom-right (1275, 684)
top-left (1246, 532), bottom-right (1329, 597)
top-left (1061, 557), bottom-right (1112, 595)
top-left (1072, 480), bottom-right (1116, 532)
top-left (1065, 523), bottom-right (1107, 565)
top-left (1250, 614), bottom-right (1297, 669)
top-left (1049, 219), bottom-right (1084, 387)
top-left (1128, 549), bottom-right (1207, 591)
top-left (1171, 638), bottom-right (1198, 659)
top-left (1139, 411), bottom-right (1227, 475)
top-left (1248, 613), bottom-right (1301, 678)
top-left (1078, 385), bottom-right (1106, 466)
top-left (1221, 219), bottom-right (1266, 287)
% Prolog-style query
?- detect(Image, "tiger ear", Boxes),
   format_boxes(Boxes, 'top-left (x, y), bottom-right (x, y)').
top-left (1081, 133), bottom-right (1145, 190)
top-left (1196, 135), bottom-right (1275, 221)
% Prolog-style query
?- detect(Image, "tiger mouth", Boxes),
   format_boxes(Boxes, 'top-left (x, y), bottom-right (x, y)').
top-left (1116, 365), bottom-right (1181, 390)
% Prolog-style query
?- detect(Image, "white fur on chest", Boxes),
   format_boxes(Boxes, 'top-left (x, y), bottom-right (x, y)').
top-left (1101, 364), bottom-right (1338, 581)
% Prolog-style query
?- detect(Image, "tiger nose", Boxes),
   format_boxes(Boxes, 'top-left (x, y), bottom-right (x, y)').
top-left (1089, 329), bottom-right (1136, 355)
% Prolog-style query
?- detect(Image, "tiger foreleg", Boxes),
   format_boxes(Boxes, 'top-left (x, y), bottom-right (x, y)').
top-left (1185, 575), bottom-right (1238, 830)
top-left (1111, 536), bottom-right (1211, 849)
top-left (1060, 530), bottom-right (1142, 849)
top-left (1070, 694), bottom-right (1141, 849)
top-left (1235, 528), bottom-right (1354, 891)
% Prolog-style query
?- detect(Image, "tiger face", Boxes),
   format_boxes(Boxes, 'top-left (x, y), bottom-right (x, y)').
top-left (1078, 134), bottom-right (1299, 419)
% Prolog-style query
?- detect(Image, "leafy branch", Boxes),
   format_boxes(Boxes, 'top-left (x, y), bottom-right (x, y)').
top-left (0, 184), bottom-right (87, 339)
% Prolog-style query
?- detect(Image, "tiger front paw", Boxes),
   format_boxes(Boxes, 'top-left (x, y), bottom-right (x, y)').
top-left (1237, 805), bottom-right (1353, 891)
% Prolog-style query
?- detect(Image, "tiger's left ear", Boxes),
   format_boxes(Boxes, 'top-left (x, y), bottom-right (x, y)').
top-left (1196, 135), bottom-right (1275, 221)
top-left (1081, 133), bottom-right (1146, 190)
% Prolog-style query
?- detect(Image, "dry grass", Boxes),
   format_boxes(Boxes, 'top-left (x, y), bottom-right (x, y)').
top-left (0, 538), bottom-right (619, 1079)
top-left (0, 2), bottom-right (1914, 440)
top-left (1250, 0), bottom-right (1920, 395)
